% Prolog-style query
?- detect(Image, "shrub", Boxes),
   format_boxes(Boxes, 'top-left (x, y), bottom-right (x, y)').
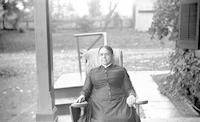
top-left (169, 49), bottom-right (200, 110)
top-left (151, 0), bottom-right (200, 111)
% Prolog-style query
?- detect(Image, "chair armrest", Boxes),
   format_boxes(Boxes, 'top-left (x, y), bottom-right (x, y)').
top-left (70, 101), bottom-right (88, 108)
top-left (70, 100), bottom-right (147, 108)
top-left (134, 100), bottom-right (148, 105)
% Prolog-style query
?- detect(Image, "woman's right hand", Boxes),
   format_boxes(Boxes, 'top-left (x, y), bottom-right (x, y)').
top-left (75, 94), bottom-right (86, 103)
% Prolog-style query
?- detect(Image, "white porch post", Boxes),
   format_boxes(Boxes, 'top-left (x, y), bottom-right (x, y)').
top-left (34, 0), bottom-right (57, 121)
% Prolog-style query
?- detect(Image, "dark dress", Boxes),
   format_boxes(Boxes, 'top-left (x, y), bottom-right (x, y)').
top-left (80, 64), bottom-right (140, 122)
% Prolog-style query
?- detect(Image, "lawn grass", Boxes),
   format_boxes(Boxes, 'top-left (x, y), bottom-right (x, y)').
top-left (0, 52), bottom-right (37, 122)
top-left (0, 29), bottom-right (175, 52)
top-left (0, 29), bottom-right (174, 121)
top-left (52, 29), bottom-right (174, 50)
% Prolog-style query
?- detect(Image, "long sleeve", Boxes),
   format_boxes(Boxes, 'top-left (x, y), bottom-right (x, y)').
top-left (80, 70), bottom-right (93, 98)
top-left (123, 68), bottom-right (136, 97)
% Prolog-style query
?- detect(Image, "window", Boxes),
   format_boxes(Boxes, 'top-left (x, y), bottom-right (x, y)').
top-left (178, 0), bottom-right (199, 49)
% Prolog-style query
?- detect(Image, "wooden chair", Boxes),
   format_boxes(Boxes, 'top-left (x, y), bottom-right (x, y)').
top-left (69, 48), bottom-right (148, 122)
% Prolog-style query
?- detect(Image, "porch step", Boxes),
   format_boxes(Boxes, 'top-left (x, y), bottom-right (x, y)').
top-left (56, 103), bottom-right (70, 115)
top-left (57, 116), bottom-right (200, 122)
top-left (55, 86), bottom-right (82, 99)
top-left (55, 97), bottom-right (77, 105)
top-left (54, 73), bottom-right (85, 115)
top-left (55, 97), bottom-right (76, 115)
top-left (54, 72), bottom-right (85, 89)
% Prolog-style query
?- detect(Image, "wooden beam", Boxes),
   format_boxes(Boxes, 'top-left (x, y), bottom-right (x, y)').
top-left (87, 35), bottom-right (103, 50)
top-left (34, 0), bottom-right (57, 121)
top-left (74, 32), bottom-right (106, 37)
top-left (74, 32), bottom-right (107, 46)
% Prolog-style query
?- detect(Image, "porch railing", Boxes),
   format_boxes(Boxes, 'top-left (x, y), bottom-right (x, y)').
top-left (74, 32), bottom-right (107, 80)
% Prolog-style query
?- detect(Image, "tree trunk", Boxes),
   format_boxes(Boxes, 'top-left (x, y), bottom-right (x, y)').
top-left (102, 1), bottom-right (118, 31)
top-left (2, 14), bottom-right (6, 30)
top-left (131, 4), bottom-right (136, 30)
top-left (13, 18), bottom-right (19, 30)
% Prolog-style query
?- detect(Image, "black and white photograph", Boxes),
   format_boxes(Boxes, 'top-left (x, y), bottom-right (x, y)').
top-left (0, 0), bottom-right (200, 122)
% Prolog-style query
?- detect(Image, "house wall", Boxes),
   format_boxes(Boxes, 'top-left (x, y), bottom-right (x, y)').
top-left (135, 0), bottom-right (155, 31)
top-left (135, 12), bottom-right (154, 31)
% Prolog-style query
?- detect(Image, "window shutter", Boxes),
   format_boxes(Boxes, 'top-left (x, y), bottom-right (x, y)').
top-left (178, 0), bottom-right (200, 49)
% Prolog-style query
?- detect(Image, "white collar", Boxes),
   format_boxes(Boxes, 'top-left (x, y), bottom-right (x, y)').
top-left (102, 63), bottom-right (112, 68)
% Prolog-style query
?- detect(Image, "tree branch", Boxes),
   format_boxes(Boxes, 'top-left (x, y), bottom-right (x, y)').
top-left (102, 0), bottom-right (119, 31)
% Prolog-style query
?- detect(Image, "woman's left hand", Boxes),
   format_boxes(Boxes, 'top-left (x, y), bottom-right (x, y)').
top-left (126, 95), bottom-right (136, 107)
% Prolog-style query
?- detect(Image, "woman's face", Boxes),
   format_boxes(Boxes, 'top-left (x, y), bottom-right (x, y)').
top-left (99, 47), bottom-right (113, 66)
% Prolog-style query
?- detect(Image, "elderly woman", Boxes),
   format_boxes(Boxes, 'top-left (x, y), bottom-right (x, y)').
top-left (76, 45), bottom-right (139, 122)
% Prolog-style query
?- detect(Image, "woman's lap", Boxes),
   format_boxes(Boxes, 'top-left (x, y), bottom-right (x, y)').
top-left (88, 97), bottom-right (138, 122)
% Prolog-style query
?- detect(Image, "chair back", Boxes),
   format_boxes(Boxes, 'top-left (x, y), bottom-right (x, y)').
top-left (84, 48), bottom-right (123, 74)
